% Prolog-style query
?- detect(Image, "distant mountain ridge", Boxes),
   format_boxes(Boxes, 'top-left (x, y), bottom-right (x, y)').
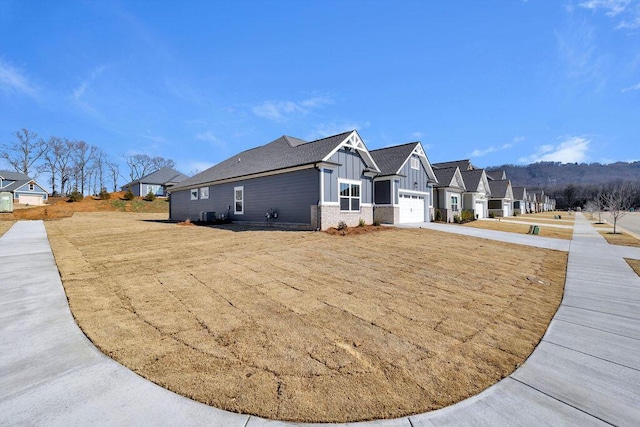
top-left (486, 161), bottom-right (640, 189)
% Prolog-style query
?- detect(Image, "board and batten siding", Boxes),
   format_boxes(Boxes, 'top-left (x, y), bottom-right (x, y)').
top-left (326, 149), bottom-right (373, 204)
top-left (170, 168), bottom-right (320, 224)
top-left (396, 156), bottom-right (431, 194)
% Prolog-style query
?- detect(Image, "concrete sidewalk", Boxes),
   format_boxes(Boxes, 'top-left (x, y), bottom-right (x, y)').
top-left (1, 216), bottom-right (639, 425)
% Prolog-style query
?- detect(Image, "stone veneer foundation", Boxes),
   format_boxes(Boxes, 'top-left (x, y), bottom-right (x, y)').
top-left (311, 205), bottom-right (374, 230)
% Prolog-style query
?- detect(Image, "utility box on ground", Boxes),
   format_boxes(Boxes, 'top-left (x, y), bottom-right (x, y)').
top-left (0, 192), bottom-right (13, 213)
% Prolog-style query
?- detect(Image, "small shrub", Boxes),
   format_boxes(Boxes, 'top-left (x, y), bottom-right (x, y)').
top-left (144, 189), bottom-right (156, 201)
top-left (67, 189), bottom-right (83, 202)
top-left (123, 188), bottom-right (135, 201)
top-left (513, 211), bottom-right (518, 217)
top-left (461, 209), bottom-right (475, 223)
top-left (98, 187), bottom-right (110, 200)
top-left (373, 219), bottom-right (381, 226)
top-left (358, 218), bottom-right (366, 227)
top-left (488, 211), bottom-right (496, 218)
top-left (453, 214), bottom-right (461, 223)
top-left (435, 209), bottom-right (443, 222)
top-left (336, 220), bottom-right (347, 230)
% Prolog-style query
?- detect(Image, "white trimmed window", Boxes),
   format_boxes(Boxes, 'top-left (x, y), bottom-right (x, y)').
top-left (29, 183), bottom-right (35, 191)
top-left (451, 195), bottom-right (459, 212)
top-left (234, 186), bottom-right (244, 214)
top-left (190, 189), bottom-right (198, 200)
top-left (200, 187), bottom-right (209, 199)
top-left (147, 185), bottom-right (160, 195)
top-left (339, 180), bottom-right (360, 212)
top-left (411, 157), bottom-right (419, 170)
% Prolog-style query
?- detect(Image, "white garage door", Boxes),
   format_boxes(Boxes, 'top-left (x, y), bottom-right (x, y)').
top-left (17, 195), bottom-right (44, 206)
top-left (503, 203), bottom-right (511, 217)
top-left (399, 193), bottom-right (425, 223)
top-left (475, 202), bottom-right (485, 219)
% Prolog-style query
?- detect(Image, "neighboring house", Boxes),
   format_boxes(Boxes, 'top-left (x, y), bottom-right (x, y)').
top-left (0, 170), bottom-right (48, 205)
top-left (531, 190), bottom-right (547, 212)
top-left (512, 186), bottom-right (528, 214)
top-left (527, 191), bottom-right (538, 213)
top-left (433, 167), bottom-right (466, 222)
top-left (487, 179), bottom-right (514, 217)
top-left (486, 170), bottom-right (507, 181)
top-left (460, 169), bottom-right (491, 219)
top-left (370, 142), bottom-right (438, 224)
top-left (168, 130), bottom-right (382, 230)
top-left (121, 166), bottom-right (189, 197)
top-left (432, 159), bottom-right (475, 171)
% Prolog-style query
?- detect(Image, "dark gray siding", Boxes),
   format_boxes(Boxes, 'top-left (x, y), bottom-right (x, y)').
top-left (170, 168), bottom-right (320, 224)
top-left (328, 149), bottom-right (373, 204)
top-left (397, 156), bottom-right (430, 193)
top-left (374, 180), bottom-right (391, 204)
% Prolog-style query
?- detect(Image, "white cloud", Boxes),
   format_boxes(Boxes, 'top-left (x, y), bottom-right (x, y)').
top-left (518, 136), bottom-right (590, 164)
top-left (252, 96), bottom-right (333, 121)
top-left (72, 65), bottom-right (107, 101)
top-left (0, 59), bottom-right (37, 97)
top-left (183, 160), bottom-right (215, 175)
top-left (195, 130), bottom-right (226, 149)
top-left (411, 131), bottom-right (425, 139)
top-left (622, 82), bottom-right (640, 92)
top-left (305, 121), bottom-right (369, 141)
top-left (579, 0), bottom-right (630, 16)
top-left (469, 137), bottom-right (522, 157)
top-left (578, 0), bottom-right (640, 29)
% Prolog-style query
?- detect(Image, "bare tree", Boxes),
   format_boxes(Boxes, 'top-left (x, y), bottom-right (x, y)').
top-left (91, 148), bottom-right (110, 193)
top-left (1, 128), bottom-right (48, 177)
top-left (71, 141), bottom-right (97, 194)
top-left (124, 154), bottom-right (175, 182)
top-left (602, 183), bottom-right (633, 234)
top-left (106, 160), bottom-right (120, 192)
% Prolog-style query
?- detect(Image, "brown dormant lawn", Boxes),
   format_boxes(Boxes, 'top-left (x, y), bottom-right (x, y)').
top-left (0, 220), bottom-right (15, 237)
top-left (599, 230), bottom-right (640, 247)
top-left (45, 212), bottom-right (567, 423)
top-left (461, 219), bottom-right (574, 240)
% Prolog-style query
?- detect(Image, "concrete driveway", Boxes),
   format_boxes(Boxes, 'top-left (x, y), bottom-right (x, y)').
top-left (1, 215), bottom-right (639, 425)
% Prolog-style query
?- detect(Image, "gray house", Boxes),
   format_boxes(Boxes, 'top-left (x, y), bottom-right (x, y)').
top-left (512, 186), bottom-right (528, 214)
top-left (433, 167), bottom-right (466, 222)
top-left (460, 169), bottom-right (491, 219)
top-left (487, 179), bottom-right (514, 217)
top-left (370, 142), bottom-right (438, 224)
top-left (0, 170), bottom-right (48, 205)
top-left (121, 166), bottom-right (188, 197)
top-left (168, 130), bottom-right (381, 230)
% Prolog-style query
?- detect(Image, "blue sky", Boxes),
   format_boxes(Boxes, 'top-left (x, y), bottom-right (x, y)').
top-left (1, 0), bottom-right (639, 185)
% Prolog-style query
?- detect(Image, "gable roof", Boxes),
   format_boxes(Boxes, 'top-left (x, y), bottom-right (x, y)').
top-left (460, 169), bottom-right (488, 193)
top-left (488, 179), bottom-right (512, 198)
top-left (433, 159), bottom-right (474, 171)
top-left (369, 142), bottom-right (438, 182)
top-left (512, 186), bottom-right (527, 200)
top-left (0, 170), bottom-right (36, 192)
top-left (433, 167), bottom-right (466, 190)
top-left (123, 166), bottom-right (188, 188)
top-left (172, 130), bottom-right (379, 190)
top-left (486, 170), bottom-right (507, 181)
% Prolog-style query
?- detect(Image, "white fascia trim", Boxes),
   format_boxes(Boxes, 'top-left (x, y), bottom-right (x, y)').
top-left (322, 130), bottom-right (381, 173)
top-left (338, 178), bottom-right (362, 186)
top-left (398, 189), bottom-right (429, 196)
top-left (373, 175), bottom-right (404, 181)
top-left (316, 161), bottom-right (339, 170)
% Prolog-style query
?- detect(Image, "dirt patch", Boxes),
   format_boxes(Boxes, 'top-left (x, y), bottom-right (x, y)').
top-left (46, 213), bottom-right (567, 422)
top-left (0, 220), bottom-right (15, 237)
top-left (0, 192), bottom-right (168, 221)
top-left (599, 230), bottom-right (640, 247)
top-left (461, 220), bottom-right (573, 240)
top-left (625, 259), bottom-right (640, 277)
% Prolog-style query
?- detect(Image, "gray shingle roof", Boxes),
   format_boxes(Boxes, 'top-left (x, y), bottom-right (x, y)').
top-left (122, 167), bottom-right (188, 188)
top-left (172, 131), bottom-right (358, 190)
top-left (460, 169), bottom-right (484, 192)
top-left (512, 186), bottom-right (526, 200)
top-left (434, 167), bottom-right (464, 189)
top-left (486, 170), bottom-right (506, 181)
top-left (369, 142), bottom-right (417, 176)
top-left (0, 170), bottom-right (32, 192)
top-left (433, 159), bottom-right (473, 171)
top-left (488, 179), bottom-right (511, 198)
